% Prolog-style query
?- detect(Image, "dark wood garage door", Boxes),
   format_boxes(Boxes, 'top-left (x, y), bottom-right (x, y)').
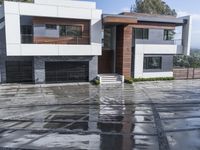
top-left (45, 62), bottom-right (89, 83)
top-left (6, 61), bottom-right (33, 83)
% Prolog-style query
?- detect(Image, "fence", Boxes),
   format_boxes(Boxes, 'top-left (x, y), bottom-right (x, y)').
top-left (173, 68), bottom-right (200, 79)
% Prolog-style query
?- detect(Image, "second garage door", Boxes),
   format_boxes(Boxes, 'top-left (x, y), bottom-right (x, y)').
top-left (45, 62), bottom-right (89, 83)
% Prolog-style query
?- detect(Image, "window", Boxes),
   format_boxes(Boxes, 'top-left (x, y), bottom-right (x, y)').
top-left (164, 29), bottom-right (175, 40)
top-left (144, 57), bottom-right (162, 69)
top-left (135, 28), bottom-right (149, 39)
top-left (103, 27), bottom-right (112, 49)
top-left (59, 25), bottom-right (82, 37)
top-left (21, 25), bottom-right (33, 43)
top-left (45, 24), bottom-right (57, 30)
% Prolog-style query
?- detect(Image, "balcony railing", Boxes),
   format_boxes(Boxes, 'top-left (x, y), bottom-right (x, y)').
top-left (21, 34), bottom-right (90, 45)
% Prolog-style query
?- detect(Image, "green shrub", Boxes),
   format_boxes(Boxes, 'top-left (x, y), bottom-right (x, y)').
top-left (132, 77), bottom-right (175, 82)
top-left (91, 79), bottom-right (100, 85)
top-left (124, 78), bottom-right (133, 84)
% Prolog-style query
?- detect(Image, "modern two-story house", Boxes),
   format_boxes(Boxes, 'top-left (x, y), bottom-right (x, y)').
top-left (0, 0), bottom-right (191, 84)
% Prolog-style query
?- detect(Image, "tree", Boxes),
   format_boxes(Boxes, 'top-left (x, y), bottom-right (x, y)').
top-left (132, 0), bottom-right (177, 16)
top-left (0, 0), bottom-right (32, 4)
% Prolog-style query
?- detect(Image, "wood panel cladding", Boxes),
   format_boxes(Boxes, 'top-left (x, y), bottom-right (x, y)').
top-left (98, 50), bottom-right (114, 74)
top-left (116, 25), bottom-right (132, 77)
top-left (103, 16), bottom-right (137, 24)
top-left (33, 17), bottom-right (90, 44)
top-left (131, 22), bottom-right (176, 30)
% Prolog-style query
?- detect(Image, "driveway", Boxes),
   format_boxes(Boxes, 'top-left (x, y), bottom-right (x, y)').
top-left (0, 80), bottom-right (200, 150)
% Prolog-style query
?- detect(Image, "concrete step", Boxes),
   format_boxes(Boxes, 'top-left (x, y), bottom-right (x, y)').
top-left (97, 74), bottom-right (124, 84)
top-left (101, 81), bottom-right (122, 84)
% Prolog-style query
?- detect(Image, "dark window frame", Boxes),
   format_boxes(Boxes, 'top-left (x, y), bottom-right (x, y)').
top-left (21, 25), bottom-right (33, 44)
top-left (143, 57), bottom-right (162, 70)
top-left (135, 28), bottom-right (149, 40)
top-left (45, 24), bottom-right (57, 30)
top-left (164, 29), bottom-right (175, 41)
top-left (103, 27), bottom-right (113, 49)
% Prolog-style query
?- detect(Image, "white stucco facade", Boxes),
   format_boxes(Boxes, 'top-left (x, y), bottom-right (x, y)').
top-left (3, 0), bottom-right (102, 56)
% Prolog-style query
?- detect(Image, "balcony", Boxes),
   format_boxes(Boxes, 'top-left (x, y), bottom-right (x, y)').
top-left (21, 34), bottom-right (90, 45)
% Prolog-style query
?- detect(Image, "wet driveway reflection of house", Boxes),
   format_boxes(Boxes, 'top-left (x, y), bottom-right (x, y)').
top-left (0, 80), bottom-right (200, 149)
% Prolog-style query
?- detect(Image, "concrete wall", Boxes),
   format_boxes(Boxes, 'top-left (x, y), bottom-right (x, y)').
top-left (135, 29), bottom-right (174, 45)
top-left (34, 56), bottom-right (97, 83)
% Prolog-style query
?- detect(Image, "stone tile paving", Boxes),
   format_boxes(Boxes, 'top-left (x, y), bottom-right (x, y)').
top-left (0, 80), bottom-right (199, 149)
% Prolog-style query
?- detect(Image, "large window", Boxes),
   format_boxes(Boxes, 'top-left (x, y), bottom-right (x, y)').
top-left (103, 27), bottom-right (113, 49)
top-left (164, 29), bottom-right (175, 40)
top-left (135, 28), bottom-right (149, 39)
top-left (21, 25), bottom-right (33, 43)
top-left (59, 25), bottom-right (82, 37)
top-left (144, 57), bottom-right (162, 69)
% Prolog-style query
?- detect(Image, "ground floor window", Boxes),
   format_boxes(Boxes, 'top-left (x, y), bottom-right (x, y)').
top-left (144, 57), bottom-right (162, 69)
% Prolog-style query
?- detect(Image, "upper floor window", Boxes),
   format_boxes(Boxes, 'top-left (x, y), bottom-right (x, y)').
top-left (103, 27), bottom-right (113, 49)
top-left (59, 25), bottom-right (82, 37)
top-left (144, 57), bottom-right (162, 70)
top-left (164, 29), bottom-right (175, 40)
top-left (135, 28), bottom-right (149, 39)
top-left (45, 24), bottom-right (57, 30)
top-left (21, 25), bottom-right (33, 43)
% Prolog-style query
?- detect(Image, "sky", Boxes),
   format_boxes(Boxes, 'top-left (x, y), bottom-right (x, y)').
top-left (87, 0), bottom-right (200, 48)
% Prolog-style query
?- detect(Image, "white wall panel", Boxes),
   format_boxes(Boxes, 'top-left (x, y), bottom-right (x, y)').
top-left (5, 14), bottom-right (20, 44)
top-left (35, 0), bottom-right (96, 9)
top-left (136, 44), bottom-right (178, 54)
top-left (21, 44), bottom-right (59, 56)
top-left (58, 7), bottom-right (92, 19)
top-left (142, 72), bottom-right (173, 78)
top-left (19, 3), bottom-right (57, 17)
top-left (6, 44), bottom-right (21, 55)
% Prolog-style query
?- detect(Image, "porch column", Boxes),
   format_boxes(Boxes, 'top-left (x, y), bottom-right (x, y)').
top-left (116, 25), bottom-right (132, 78)
top-left (33, 57), bottom-right (45, 84)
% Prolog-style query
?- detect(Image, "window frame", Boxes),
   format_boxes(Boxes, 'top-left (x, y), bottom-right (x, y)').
top-left (134, 28), bottom-right (149, 40)
top-left (143, 57), bottom-right (162, 70)
top-left (164, 29), bottom-right (175, 41)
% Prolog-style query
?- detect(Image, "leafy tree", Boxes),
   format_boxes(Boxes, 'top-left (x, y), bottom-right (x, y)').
top-left (131, 0), bottom-right (177, 16)
top-left (0, 0), bottom-right (32, 4)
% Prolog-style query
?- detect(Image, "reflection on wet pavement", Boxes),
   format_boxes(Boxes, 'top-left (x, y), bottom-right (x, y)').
top-left (0, 80), bottom-right (200, 149)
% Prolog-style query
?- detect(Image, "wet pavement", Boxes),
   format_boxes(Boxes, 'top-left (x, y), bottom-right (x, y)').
top-left (0, 80), bottom-right (200, 150)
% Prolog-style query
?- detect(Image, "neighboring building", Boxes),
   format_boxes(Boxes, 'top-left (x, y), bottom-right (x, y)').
top-left (0, 0), bottom-right (191, 84)
top-left (99, 13), bottom-right (191, 79)
top-left (0, 0), bottom-right (102, 83)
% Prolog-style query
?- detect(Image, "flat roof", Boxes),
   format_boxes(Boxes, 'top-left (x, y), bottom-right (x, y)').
top-left (103, 12), bottom-right (185, 25)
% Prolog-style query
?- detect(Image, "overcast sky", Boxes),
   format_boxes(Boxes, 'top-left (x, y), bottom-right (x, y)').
top-left (87, 0), bottom-right (200, 48)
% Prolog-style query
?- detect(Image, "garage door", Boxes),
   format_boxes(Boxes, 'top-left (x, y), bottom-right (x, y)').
top-left (45, 62), bottom-right (89, 83)
top-left (6, 61), bottom-right (33, 83)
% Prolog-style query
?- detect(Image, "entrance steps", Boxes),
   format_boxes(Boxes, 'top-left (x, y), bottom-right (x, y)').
top-left (97, 74), bottom-right (124, 84)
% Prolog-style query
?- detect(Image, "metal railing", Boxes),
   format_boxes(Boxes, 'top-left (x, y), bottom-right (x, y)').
top-left (21, 34), bottom-right (90, 45)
